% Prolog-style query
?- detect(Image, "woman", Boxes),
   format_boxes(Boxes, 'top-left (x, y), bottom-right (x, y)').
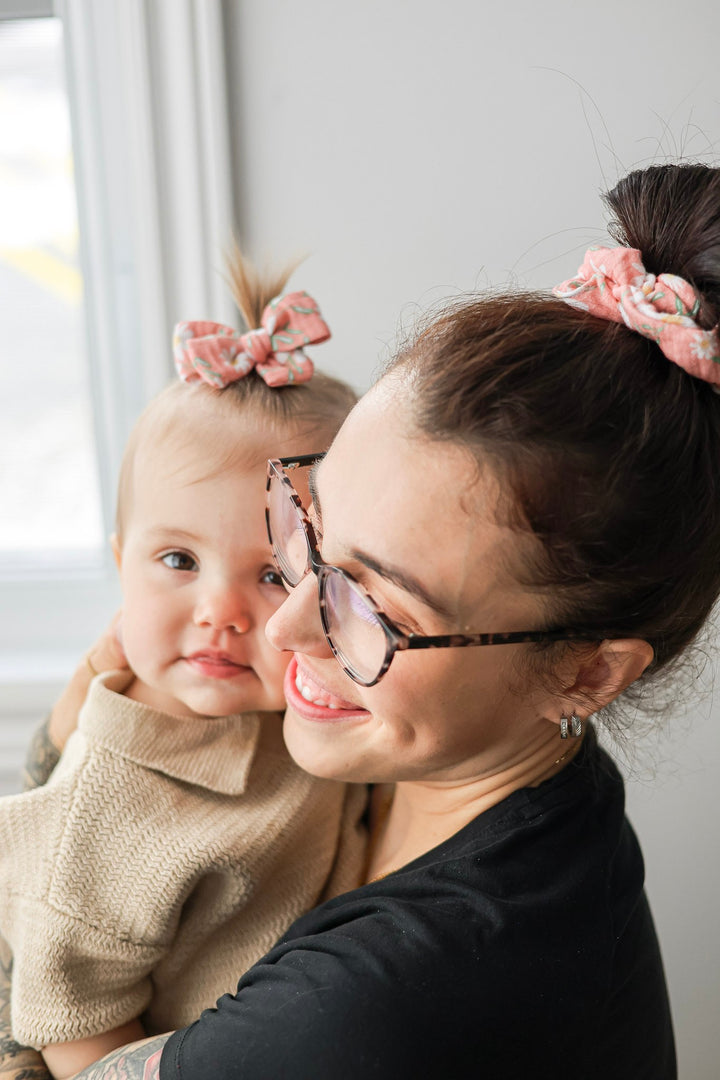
top-left (9, 161), bottom-right (720, 1078)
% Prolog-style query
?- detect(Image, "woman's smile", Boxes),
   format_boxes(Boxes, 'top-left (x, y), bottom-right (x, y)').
top-left (284, 656), bottom-right (370, 721)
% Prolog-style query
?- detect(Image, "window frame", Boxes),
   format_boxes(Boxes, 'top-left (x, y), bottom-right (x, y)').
top-left (0, 0), bottom-right (236, 755)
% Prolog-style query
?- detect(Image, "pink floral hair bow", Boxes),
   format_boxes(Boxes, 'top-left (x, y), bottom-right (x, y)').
top-left (173, 290), bottom-right (331, 388)
top-left (553, 246), bottom-right (720, 386)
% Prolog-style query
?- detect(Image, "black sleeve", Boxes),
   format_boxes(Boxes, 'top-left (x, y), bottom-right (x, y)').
top-left (160, 908), bottom-right (444, 1080)
top-left (158, 888), bottom-right (602, 1080)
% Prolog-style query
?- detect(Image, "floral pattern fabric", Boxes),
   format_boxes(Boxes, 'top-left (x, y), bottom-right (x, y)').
top-left (553, 246), bottom-right (720, 386)
top-left (173, 290), bottom-right (331, 388)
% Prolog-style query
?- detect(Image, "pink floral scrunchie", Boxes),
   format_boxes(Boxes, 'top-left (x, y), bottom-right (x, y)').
top-left (553, 246), bottom-right (720, 387)
top-left (173, 290), bottom-right (331, 389)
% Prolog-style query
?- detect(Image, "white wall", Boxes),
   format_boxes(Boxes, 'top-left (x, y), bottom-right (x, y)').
top-left (224, 2), bottom-right (720, 1076)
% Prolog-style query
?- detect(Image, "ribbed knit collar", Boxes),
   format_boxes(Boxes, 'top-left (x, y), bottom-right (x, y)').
top-left (77, 670), bottom-right (266, 795)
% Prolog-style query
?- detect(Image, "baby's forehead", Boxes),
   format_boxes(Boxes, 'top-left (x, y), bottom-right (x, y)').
top-left (117, 397), bottom-right (265, 534)
top-left (140, 416), bottom-right (268, 476)
top-left (123, 430), bottom-right (273, 547)
top-left (140, 391), bottom-right (283, 470)
top-left (116, 379), bottom-right (346, 541)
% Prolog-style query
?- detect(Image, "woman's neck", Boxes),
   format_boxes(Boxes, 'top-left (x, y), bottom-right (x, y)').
top-left (365, 726), bottom-right (584, 883)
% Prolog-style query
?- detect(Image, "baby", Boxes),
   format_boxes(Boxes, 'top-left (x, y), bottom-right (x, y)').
top-left (0, 253), bottom-right (364, 1079)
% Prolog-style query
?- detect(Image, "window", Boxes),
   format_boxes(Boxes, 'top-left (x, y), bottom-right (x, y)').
top-left (0, 0), bottom-right (236, 792)
top-left (0, 15), bottom-right (103, 562)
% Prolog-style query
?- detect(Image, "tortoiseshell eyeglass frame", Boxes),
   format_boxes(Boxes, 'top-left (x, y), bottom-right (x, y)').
top-left (266, 454), bottom-right (600, 687)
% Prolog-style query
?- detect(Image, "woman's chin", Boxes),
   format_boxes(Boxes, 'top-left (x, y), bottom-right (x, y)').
top-left (282, 706), bottom-right (374, 782)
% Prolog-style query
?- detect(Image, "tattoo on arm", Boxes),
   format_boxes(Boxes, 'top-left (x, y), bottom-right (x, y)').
top-left (0, 937), bottom-right (51, 1080)
top-left (72, 1035), bottom-right (169, 1080)
top-left (22, 719), bottom-right (60, 792)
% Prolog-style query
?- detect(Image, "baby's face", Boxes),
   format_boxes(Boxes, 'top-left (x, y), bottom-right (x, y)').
top-left (114, 440), bottom-right (291, 718)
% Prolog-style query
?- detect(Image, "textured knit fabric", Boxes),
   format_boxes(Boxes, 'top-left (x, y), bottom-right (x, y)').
top-left (161, 729), bottom-right (676, 1080)
top-left (0, 671), bottom-right (367, 1049)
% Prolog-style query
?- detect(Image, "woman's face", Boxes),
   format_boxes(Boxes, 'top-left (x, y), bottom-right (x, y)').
top-left (266, 378), bottom-right (560, 784)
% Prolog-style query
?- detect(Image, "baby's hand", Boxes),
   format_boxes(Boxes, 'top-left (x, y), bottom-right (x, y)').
top-left (85, 613), bottom-right (127, 680)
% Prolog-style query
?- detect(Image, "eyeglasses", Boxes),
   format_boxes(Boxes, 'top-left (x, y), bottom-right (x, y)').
top-left (266, 454), bottom-right (597, 687)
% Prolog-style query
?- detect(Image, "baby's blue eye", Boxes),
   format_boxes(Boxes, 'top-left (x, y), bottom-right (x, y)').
top-left (161, 551), bottom-right (198, 572)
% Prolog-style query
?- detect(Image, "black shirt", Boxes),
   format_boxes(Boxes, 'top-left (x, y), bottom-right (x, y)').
top-left (160, 730), bottom-right (676, 1079)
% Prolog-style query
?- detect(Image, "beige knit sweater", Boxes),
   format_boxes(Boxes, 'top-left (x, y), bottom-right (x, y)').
top-left (0, 671), bottom-right (367, 1049)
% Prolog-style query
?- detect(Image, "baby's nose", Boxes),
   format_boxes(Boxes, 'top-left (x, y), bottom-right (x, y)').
top-left (194, 583), bottom-right (252, 634)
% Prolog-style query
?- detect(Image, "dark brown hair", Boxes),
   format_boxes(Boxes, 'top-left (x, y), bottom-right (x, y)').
top-left (389, 164), bottom-right (720, 678)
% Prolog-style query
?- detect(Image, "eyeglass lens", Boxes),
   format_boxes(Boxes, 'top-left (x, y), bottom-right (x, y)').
top-left (322, 571), bottom-right (389, 684)
top-left (267, 470), bottom-right (311, 586)
top-left (269, 468), bottom-right (389, 684)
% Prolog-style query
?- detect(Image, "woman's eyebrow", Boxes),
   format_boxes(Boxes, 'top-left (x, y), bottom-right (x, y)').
top-left (349, 548), bottom-right (455, 621)
top-left (310, 466), bottom-right (453, 619)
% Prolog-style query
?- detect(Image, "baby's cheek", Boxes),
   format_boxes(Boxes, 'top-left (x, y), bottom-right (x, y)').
top-left (262, 647), bottom-right (292, 708)
top-left (118, 611), bottom-right (155, 679)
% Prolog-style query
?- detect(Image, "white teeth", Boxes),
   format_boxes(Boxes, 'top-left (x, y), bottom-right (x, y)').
top-left (296, 670), bottom-right (336, 708)
top-left (296, 673), bottom-right (317, 702)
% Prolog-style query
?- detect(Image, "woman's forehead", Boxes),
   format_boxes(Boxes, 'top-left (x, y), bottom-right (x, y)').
top-left (321, 384), bottom-right (475, 516)
top-left (316, 389), bottom-right (539, 622)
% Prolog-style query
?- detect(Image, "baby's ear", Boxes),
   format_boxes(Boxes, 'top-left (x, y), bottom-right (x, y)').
top-left (110, 533), bottom-right (122, 571)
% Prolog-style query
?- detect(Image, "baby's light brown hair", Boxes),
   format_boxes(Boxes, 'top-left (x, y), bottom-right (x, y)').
top-left (115, 246), bottom-right (357, 541)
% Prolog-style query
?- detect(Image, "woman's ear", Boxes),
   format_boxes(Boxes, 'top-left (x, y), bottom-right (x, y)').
top-left (560, 638), bottom-right (654, 718)
top-left (110, 533), bottom-right (122, 571)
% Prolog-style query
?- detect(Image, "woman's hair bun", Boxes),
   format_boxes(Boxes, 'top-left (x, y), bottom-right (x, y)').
top-left (604, 164), bottom-right (720, 329)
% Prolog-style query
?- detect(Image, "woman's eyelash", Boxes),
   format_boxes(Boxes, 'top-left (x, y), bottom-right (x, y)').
top-left (304, 505), bottom-right (421, 635)
top-left (386, 612), bottom-right (419, 636)
top-left (307, 515), bottom-right (419, 634)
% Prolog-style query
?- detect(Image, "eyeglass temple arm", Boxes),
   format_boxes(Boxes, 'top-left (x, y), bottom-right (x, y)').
top-left (276, 452), bottom-right (326, 470)
top-left (401, 629), bottom-right (597, 651)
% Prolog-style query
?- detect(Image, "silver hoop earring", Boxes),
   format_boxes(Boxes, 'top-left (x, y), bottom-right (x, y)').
top-left (559, 713), bottom-right (583, 740)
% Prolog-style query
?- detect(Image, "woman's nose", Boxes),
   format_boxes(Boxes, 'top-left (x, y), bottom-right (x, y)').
top-left (265, 572), bottom-right (332, 657)
top-left (194, 582), bottom-right (252, 635)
